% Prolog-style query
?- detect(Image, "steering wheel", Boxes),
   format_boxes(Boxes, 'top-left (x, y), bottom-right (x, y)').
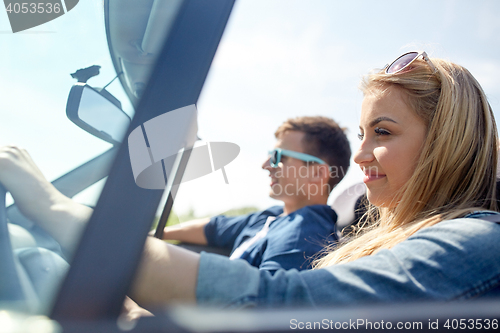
top-left (0, 184), bottom-right (25, 301)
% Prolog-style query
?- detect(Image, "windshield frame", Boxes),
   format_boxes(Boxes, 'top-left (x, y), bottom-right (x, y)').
top-left (50, 0), bottom-right (235, 320)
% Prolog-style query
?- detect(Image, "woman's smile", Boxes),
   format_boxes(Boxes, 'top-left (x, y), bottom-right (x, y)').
top-left (362, 167), bottom-right (387, 183)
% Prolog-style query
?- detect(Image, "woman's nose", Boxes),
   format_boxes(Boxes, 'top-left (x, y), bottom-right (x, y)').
top-left (353, 141), bottom-right (375, 166)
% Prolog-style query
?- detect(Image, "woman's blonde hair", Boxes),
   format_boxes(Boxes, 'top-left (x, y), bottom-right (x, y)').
top-left (315, 57), bottom-right (498, 268)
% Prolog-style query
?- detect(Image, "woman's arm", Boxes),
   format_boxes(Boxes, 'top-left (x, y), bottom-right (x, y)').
top-left (194, 218), bottom-right (500, 308)
top-left (0, 146), bottom-right (93, 251)
top-left (130, 237), bottom-right (200, 307)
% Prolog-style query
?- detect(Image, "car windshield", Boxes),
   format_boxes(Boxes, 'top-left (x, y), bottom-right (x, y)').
top-left (2, 0), bottom-right (500, 321)
top-left (1, 2), bottom-right (132, 205)
top-left (0, 1), bottom-right (143, 314)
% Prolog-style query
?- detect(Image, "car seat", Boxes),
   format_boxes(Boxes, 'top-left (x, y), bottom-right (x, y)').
top-left (330, 182), bottom-right (367, 239)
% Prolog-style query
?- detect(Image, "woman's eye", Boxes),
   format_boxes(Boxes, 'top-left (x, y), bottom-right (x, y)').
top-left (357, 133), bottom-right (364, 141)
top-left (374, 127), bottom-right (390, 136)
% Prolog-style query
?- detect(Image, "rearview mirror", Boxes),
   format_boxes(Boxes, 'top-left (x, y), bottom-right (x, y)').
top-left (66, 83), bottom-right (131, 145)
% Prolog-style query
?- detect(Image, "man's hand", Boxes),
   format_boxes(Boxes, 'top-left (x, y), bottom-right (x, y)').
top-left (0, 146), bottom-right (92, 252)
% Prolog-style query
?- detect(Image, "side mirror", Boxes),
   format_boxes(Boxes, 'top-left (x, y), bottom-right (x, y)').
top-left (66, 83), bottom-right (131, 145)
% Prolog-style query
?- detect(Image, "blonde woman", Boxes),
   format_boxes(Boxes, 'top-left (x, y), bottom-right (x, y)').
top-left (1, 51), bottom-right (499, 309)
top-left (130, 51), bottom-right (500, 307)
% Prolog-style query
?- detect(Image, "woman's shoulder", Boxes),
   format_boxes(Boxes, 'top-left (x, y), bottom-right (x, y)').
top-left (462, 210), bottom-right (500, 220)
top-left (407, 211), bottom-right (500, 247)
top-left (439, 210), bottom-right (500, 229)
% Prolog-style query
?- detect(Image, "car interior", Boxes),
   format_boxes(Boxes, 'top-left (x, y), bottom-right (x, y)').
top-left (1, 0), bottom-right (500, 332)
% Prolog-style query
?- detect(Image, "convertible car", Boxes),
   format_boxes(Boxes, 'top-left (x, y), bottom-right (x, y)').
top-left (1, 0), bottom-right (499, 332)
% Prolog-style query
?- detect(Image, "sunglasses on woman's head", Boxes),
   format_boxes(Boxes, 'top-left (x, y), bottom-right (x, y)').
top-left (268, 148), bottom-right (330, 169)
top-left (385, 51), bottom-right (437, 74)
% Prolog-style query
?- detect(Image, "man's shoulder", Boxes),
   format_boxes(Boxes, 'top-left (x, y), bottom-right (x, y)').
top-left (251, 205), bottom-right (335, 220)
top-left (292, 204), bottom-right (337, 221)
top-left (260, 205), bottom-right (284, 217)
top-left (216, 206), bottom-right (284, 227)
top-left (212, 206), bottom-right (282, 222)
top-left (272, 205), bottom-right (337, 234)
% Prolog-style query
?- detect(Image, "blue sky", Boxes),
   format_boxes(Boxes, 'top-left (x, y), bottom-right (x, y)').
top-left (186, 0), bottom-right (500, 216)
top-left (2, 0), bottom-right (500, 217)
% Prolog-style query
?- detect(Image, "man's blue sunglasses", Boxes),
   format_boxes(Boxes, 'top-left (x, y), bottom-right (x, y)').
top-left (268, 148), bottom-right (330, 169)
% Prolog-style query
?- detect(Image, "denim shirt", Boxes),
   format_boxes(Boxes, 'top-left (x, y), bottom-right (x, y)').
top-left (196, 213), bottom-right (500, 308)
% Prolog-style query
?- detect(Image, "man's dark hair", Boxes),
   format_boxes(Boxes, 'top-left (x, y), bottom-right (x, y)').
top-left (275, 116), bottom-right (351, 192)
